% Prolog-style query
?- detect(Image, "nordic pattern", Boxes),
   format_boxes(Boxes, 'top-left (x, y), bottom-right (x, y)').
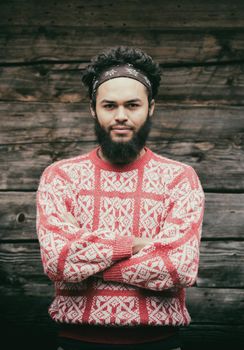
top-left (36, 147), bottom-right (205, 326)
top-left (101, 170), bottom-right (138, 192)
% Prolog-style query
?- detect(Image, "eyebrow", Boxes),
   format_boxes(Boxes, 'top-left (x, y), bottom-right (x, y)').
top-left (100, 98), bottom-right (142, 103)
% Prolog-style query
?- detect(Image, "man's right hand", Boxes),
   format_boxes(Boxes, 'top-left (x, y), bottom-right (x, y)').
top-left (132, 237), bottom-right (153, 255)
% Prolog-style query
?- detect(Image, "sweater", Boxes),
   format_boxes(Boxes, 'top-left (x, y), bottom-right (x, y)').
top-left (36, 146), bottom-right (205, 330)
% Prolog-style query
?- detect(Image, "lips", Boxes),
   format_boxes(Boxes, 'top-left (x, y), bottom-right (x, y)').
top-left (111, 126), bottom-right (132, 130)
top-left (111, 126), bottom-right (133, 135)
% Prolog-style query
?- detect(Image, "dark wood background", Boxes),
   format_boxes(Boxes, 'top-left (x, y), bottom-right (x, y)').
top-left (0, 0), bottom-right (244, 349)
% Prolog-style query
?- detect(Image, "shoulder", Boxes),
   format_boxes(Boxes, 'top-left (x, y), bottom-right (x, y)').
top-left (148, 149), bottom-right (203, 189)
top-left (39, 149), bottom-right (94, 181)
top-left (148, 149), bottom-right (195, 175)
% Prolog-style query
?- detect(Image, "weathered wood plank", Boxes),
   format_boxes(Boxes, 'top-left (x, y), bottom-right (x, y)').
top-left (197, 241), bottom-right (244, 287)
top-left (203, 194), bottom-right (244, 238)
top-left (187, 288), bottom-right (244, 323)
top-left (1, 63), bottom-right (244, 104)
top-left (1, 27), bottom-right (244, 64)
top-left (1, 0), bottom-right (244, 28)
top-left (0, 192), bottom-right (243, 240)
top-left (0, 103), bottom-right (243, 143)
top-left (1, 139), bottom-right (243, 190)
top-left (0, 242), bottom-right (244, 288)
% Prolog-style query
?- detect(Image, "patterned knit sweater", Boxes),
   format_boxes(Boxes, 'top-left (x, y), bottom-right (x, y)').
top-left (36, 146), bottom-right (205, 328)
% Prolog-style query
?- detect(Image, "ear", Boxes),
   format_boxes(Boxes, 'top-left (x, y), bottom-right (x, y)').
top-left (90, 101), bottom-right (96, 119)
top-left (149, 99), bottom-right (155, 117)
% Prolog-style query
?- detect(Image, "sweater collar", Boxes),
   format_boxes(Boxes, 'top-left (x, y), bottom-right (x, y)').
top-left (90, 145), bottom-right (152, 172)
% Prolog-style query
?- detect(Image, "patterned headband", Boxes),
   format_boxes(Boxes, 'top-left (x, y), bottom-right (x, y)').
top-left (92, 64), bottom-right (152, 98)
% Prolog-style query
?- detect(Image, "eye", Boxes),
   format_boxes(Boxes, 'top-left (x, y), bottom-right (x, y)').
top-left (103, 104), bottom-right (115, 110)
top-left (127, 103), bottom-right (140, 109)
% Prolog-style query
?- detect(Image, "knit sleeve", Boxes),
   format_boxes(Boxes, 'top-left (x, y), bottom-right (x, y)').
top-left (36, 165), bottom-right (133, 283)
top-left (103, 165), bottom-right (205, 291)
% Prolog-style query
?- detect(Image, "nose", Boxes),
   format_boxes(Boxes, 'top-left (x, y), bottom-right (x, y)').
top-left (114, 106), bottom-right (128, 122)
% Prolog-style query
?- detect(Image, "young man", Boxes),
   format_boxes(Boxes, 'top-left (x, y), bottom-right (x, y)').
top-left (36, 46), bottom-right (205, 350)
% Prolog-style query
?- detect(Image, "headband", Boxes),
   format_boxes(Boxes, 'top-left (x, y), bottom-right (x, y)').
top-left (92, 64), bottom-right (152, 98)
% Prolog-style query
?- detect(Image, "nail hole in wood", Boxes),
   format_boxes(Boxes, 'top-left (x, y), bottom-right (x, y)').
top-left (16, 213), bottom-right (26, 223)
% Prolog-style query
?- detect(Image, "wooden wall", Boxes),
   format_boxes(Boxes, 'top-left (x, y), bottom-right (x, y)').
top-left (0, 0), bottom-right (244, 349)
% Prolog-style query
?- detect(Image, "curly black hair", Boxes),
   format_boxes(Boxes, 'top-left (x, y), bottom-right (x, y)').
top-left (81, 46), bottom-right (161, 107)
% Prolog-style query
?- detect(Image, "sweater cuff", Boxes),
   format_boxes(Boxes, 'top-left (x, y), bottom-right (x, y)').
top-left (112, 235), bottom-right (133, 261)
top-left (103, 263), bottom-right (124, 282)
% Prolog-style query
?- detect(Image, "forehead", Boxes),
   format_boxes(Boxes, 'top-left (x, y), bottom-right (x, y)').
top-left (96, 77), bottom-right (148, 102)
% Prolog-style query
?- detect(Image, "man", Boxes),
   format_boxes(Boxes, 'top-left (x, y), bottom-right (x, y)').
top-left (36, 46), bottom-right (205, 350)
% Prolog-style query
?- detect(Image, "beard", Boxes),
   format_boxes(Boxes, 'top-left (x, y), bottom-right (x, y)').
top-left (94, 113), bottom-right (152, 165)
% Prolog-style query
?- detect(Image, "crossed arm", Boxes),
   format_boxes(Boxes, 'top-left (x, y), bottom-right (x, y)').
top-left (93, 236), bottom-right (153, 277)
top-left (36, 164), bottom-right (204, 291)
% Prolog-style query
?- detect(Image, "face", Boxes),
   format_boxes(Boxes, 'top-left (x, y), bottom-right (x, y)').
top-left (90, 77), bottom-right (155, 164)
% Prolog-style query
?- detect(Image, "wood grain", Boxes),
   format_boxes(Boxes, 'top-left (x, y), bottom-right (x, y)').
top-left (1, 27), bottom-right (244, 64)
top-left (1, 0), bottom-right (244, 28)
top-left (1, 63), bottom-right (244, 104)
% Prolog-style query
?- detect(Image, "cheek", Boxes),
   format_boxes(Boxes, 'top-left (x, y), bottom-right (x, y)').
top-left (133, 109), bottom-right (149, 124)
top-left (96, 113), bottom-right (112, 130)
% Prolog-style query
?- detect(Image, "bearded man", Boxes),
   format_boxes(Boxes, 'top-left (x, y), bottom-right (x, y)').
top-left (36, 46), bottom-right (205, 350)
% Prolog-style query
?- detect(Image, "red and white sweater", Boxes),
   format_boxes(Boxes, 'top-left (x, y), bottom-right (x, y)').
top-left (36, 146), bottom-right (205, 328)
